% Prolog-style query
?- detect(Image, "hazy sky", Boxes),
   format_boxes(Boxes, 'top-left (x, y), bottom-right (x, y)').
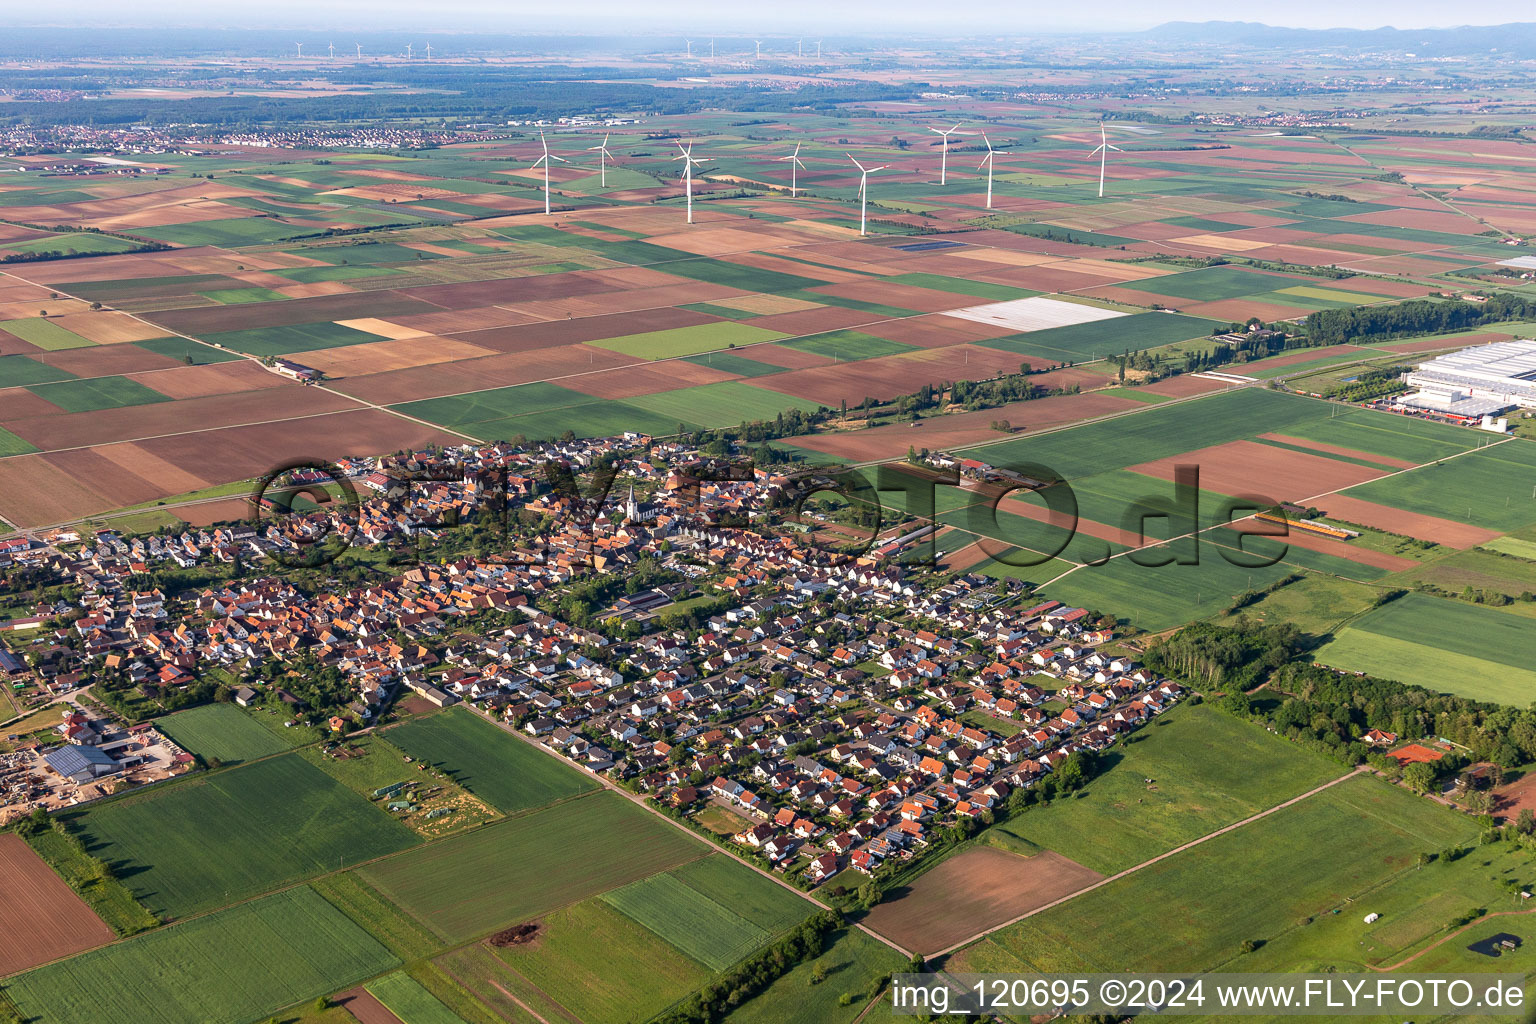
top-left (6, 2), bottom-right (1523, 33)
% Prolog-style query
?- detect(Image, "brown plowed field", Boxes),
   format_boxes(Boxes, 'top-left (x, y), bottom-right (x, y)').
top-left (174, 496), bottom-right (258, 527)
top-left (790, 392), bottom-right (1140, 463)
top-left (507, 281), bottom-right (741, 320)
top-left (335, 988), bottom-right (405, 1024)
top-left (452, 306), bottom-right (715, 350)
top-left (287, 336), bottom-right (500, 377)
top-left (1313, 494), bottom-right (1501, 548)
top-left (392, 305), bottom-right (547, 335)
top-left (1140, 375), bottom-right (1230, 397)
top-left (50, 312), bottom-right (170, 344)
top-left (0, 388), bottom-right (64, 418)
top-left (1244, 344), bottom-right (1370, 370)
top-left (333, 346), bottom-right (633, 406)
top-left (1181, 300), bottom-right (1316, 323)
top-left (863, 313), bottom-right (1017, 348)
top-left (731, 345), bottom-right (833, 369)
top-left (1265, 527), bottom-right (1419, 573)
top-left (35, 345), bottom-right (179, 377)
top-left (125, 361), bottom-right (287, 400)
top-left (0, 834), bottom-right (114, 975)
top-left (744, 306), bottom-right (880, 335)
top-left (993, 494), bottom-right (1140, 548)
top-left (811, 280), bottom-right (967, 314)
top-left (1131, 440), bottom-right (1389, 505)
top-left (1258, 433), bottom-right (1416, 470)
top-left (863, 846), bottom-right (1103, 955)
top-left (397, 270), bottom-right (622, 308)
top-left (1379, 333), bottom-right (1510, 354)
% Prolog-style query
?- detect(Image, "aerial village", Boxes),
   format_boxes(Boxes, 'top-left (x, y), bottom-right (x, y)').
top-left (0, 431), bottom-right (1185, 886)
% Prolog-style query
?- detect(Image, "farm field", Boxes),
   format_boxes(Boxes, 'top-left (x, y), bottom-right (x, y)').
top-left (1314, 593), bottom-right (1536, 703)
top-left (982, 705), bottom-right (1345, 874)
top-left (382, 707), bottom-right (597, 815)
top-left (0, 833), bottom-right (114, 976)
top-left (951, 774), bottom-right (1478, 976)
top-left (365, 971), bottom-right (465, 1024)
top-left (3, 886), bottom-right (399, 1024)
top-left (725, 927), bottom-right (906, 1024)
top-left (358, 791), bottom-right (706, 941)
top-left (154, 702), bottom-right (293, 764)
top-left (68, 753), bottom-right (419, 919)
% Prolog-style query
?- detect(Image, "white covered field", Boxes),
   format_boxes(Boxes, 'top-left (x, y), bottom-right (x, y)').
top-left (942, 295), bottom-right (1127, 332)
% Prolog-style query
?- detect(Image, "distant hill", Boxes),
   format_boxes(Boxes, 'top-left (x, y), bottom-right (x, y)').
top-left (1145, 20), bottom-right (1536, 56)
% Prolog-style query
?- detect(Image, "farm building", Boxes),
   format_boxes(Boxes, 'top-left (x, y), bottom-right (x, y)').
top-left (1396, 339), bottom-right (1536, 417)
top-left (44, 744), bottom-right (121, 783)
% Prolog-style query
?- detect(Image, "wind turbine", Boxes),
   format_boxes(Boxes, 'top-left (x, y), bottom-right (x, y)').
top-left (355, 43), bottom-right (362, 58)
top-left (685, 39), bottom-right (693, 58)
top-left (797, 39), bottom-right (803, 57)
top-left (847, 153), bottom-right (886, 236)
top-left (816, 39), bottom-right (822, 58)
top-left (709, 38), bottom-right (714, 60)
top-left (978, 132), bottom-right (1001, 210)
top-left (1089, 122), bottom-right (1122, 199)
top-left (295, 42), bottom-right (304, 58)
top-left (532, 132), bottom-right (567, 216)
top-left (754, 40), bottom-right (763, 60)
top-left (928, 122), bottom-right (966, 185)
top-left (587, 133), bottom-right (614, 187)
top-left (424, 42), bottom-right (433, 60)
top-left (327, 42), bottom-right (335, 58)
top-left (405, 43), bottom-right (414, 59)
top-left (672, 140), bottom-right (705, 224)
top-left (778, 141), bottom-right (806, 197)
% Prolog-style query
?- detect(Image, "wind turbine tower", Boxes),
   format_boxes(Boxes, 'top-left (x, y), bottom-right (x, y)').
top-left (405, 43), bottom-right (413, 59)
top-left (685, 39), bottom-right (693, 58)
top-left (755, 40), bottom-right (763, 60)
top-left (816, 39), bottom-right (822, 58)
top-left (587, 133), bottom-right (614, 187)
top-left (672, 140), bottom-right (705, 224)
top-left (295, 42), bottom-right (303, 58)
top-left (1089, 122), bottom-right (1122, 199)
top-left (355, 43), bottom-right (362, 58)
top-left (797, 39), bottom-right (803, 57)
top-left (778, 142), bottom-right (806, 197)
top-left (328, 42), bottom-right (335, 58)
top-left (846, 153), bottom-right (886, 236)
top-left (532, 132), bottom-right (567, 216)
top-left (424, 42), bottom-right (433, 59)
top-left (978, 132), bottom-right (1000, 210)
top-left (928, 122), bottom-right (966, 185)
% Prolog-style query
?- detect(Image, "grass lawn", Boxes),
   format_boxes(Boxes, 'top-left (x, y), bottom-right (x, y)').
top-left (366, 971), bottom-right (464, 1024)
top-left (27, 375), bottom-right (171, 413)
top-left (0, 317), bottom-right (95, 351)
top-left (727, 927), bottom-right (904, 1024)
top-left (358, 791), bottom-right (706, 941)
top-left (984, 705), bottom-right (1345, 874)
top-left (203, 320), bottom-right (380, 358)
top-left (155, 703), bottom-right (291, 764)
top-left (382, 707), bottom-right (595, 815)
top-left (590, 322), bottom-right (789, 360)
top-left (5, 886), bottom-right (399, 1024)
top-left (493, 898), bottom-right (711, 1024)
top-left (0, 353), bottom-right (78, 387)
top-left (954, 774), bottom-right (1477, 976)
top-left (622, 380), bottom-right (827, 428)
top-left (71, 753), bottom-right (419, 920)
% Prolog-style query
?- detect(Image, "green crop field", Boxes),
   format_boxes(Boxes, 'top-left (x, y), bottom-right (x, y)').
top-left (4, 886), bottom-right (399, 1024)
top-left (591, 321), bottom-right (789, 359)
top-left (155, 703), bottom-right (292, 764)
top-left (986, 705), bottom-right (1345, 873)
top-left (779, 330), bottom-right (917, 362)
top-left (727, 927), bottom-right (905, 1024)
top-left (71, 753), bottom-right (418, 919)
top-left (134, 217), bottom-right (324, 247)
top-left (202, 320), bottom-right (380, 358)
top-left (0, 427), bottom-right (37, 457)
top-left (0, 353), bottom-right (78, 387)
top-left (383, 707), bottom-right (595, 814)
top-left (28, 375), bottom-right (171, 413)
top-left (359, 791), bottom-right (705, 941)
top-left (308, 242), bottom-right (447, 265)
top-left (1341, 440), bottom-right (1536, 533)
top-left (366, 971), bottom-right (464, 1024)
top-left (680, 350), bottom-right (786, 377)
top-left (1314, 593), bottom-right (1536, 703)
top-left (491, 898), bottom-right (711, 1024)
top-left (954, 775), bottom-right (1477, 977)
top-left (668, 854), bottom-right (814, 934)
top-left (392, 381), bottom-right (594, 433)
top-left (621, 380), bottom-right (825, 428)
top-left (133, 336), bottom-right (243, 364)
top-left (1483, 536), bottom-right (1536, 561)
top-left (601, 871), bottom-right (771, 970)
top-left (978, 312), bottom-right (1222, 362)
top-left (0, 317), bottom-right (94, 351)
top-left (1118, 265), bottom-right (1318, 302)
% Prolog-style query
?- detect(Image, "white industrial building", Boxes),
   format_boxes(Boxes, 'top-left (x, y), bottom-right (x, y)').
top-left (1396, 339), bottom-right (1536, 421)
